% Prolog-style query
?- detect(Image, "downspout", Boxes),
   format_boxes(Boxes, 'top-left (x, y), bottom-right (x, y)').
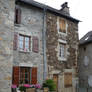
top-left (42, 7), bottom-right (48, 80)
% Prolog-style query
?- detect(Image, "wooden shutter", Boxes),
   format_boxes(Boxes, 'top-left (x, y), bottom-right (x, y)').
top-left (32, 37), bottom-right (39, 53)
top-left (15, 8), bottom-right (21, 24)
top-left (13, 32), bottom-right (18, 50)
top-left (18, 8), bottom-right (21, 24)
top-left (12, 66), bottom-right (19, 86)
top-left (31, 67), bottom-right (37, 84)
top-left (64, 72), bottom-right (72, 87)
top-left (59, 19), bottom-right (66, 33)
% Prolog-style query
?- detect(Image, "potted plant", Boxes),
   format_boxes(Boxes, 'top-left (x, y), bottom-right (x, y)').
top-left (19, 85), bottom-right (26, 92)
top-left (35, 84), bottom-right (41, 92)
top-left (43, 79), bottom-right (56, 92)
top-left (11, 84), bottom-right (17, 92)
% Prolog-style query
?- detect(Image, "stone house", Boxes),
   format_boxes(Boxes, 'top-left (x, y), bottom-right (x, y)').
top-left (0, 0), bottom-right (79, 92)
top-left (78, 31), bottom-right (92, 91)
top-left (46, 3), bottom-right (79, 92)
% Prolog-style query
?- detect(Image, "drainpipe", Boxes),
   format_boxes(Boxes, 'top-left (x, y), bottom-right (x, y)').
top-left (42, 8), bottom-right (47, 80)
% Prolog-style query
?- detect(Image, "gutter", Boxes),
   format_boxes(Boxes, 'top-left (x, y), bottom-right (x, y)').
top-left (42, 8), bottom-right (48, 80)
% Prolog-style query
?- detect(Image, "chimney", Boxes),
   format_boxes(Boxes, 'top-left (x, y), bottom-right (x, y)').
top-left (60, 2), bottom-right (70, 16)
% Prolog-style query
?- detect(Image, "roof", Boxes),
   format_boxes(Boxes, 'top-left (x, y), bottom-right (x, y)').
top-left (80, 31), bottom-right (92, 45)
top-left (16, 0), bottom-right (80, 23)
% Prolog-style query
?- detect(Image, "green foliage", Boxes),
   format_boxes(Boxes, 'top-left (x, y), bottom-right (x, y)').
top-left (19, 86), bottom-right (26, 91)
top-left (43, 79), bottom-right (56, 91)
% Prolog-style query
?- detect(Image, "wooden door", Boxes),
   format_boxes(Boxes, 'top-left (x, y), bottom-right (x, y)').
top-left (53, 74), bottom-right (58, 92)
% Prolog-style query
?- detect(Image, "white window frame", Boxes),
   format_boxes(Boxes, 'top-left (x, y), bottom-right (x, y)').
top-left (59, 43), bottom-right (66, 60)
top-left (57, 17), bottom-right (68, 36)
top-left (58, 39), bottom-right (67, 61)
top-left (18, 34), bottom-right (31, 52)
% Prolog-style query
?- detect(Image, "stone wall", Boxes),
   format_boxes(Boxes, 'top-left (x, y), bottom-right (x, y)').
top-left (0, 0), bottom-right (15, 92)
top-left (46, 12), bottom-right (79, 71)
top-left (14, 3), bottom-right (44, 84)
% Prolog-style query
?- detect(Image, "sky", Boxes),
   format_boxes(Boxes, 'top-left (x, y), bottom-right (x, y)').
top-left (35, 0), bottom-right (92, 39)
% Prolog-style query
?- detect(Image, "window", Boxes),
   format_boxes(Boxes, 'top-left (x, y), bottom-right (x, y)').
top-left (13, 32), bottom-right (39, 53)
top-left (19, 35), bottom-right (30, 51)
top-left (59, 19), bottom-right (66, 33)
top-left (59, 43), bottom-right (66, 58)
top-left (15, 7), bottom-right (21, 24)
top-left (64, 72), bottom-right (72, 87)
top-left (12, 66), bottom-right (37, 86)
top-left (20, 67), bottom-right (30, 84)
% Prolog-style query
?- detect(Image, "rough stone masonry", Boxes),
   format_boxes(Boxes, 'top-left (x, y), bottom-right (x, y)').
top-left (0, 0), bottom-right (15, 92)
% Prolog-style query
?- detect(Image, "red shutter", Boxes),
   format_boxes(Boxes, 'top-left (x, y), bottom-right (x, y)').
top-left (32, 37), bottom-right (39, 53)
top-left (31, 67), bottom-right (37, 84)
top-left (12, 66), bottom-right (19, 86)
top-left (15, 8), bottom-right (21, 24)
top-left (13, 32), bottom-right (18, 50)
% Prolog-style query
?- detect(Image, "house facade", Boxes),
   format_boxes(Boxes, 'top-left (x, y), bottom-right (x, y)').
top-left (78, 31), bottom-right (92, 91)
top-left (46, 6), bottom-right (79, 92)
top-left (13, 0), bottom-right (44, 86)
top-left (0, 0), bottom-right (79, 92)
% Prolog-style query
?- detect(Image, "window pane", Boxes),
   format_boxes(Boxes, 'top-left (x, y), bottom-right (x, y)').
top-left (19, 35), bottom-right (24, 49)
top-left (25, 37), bottom-right (29, 50)
top-left (25, 37), bottom-right (29, 42)
top-left (19, 35), bottom-right (24, 41)
top-left (59, 44), bottom-right (66, 58)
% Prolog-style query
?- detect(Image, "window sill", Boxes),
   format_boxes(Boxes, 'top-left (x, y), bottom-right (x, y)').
top-left (14, 23), bottom-right (21, 27)
top-left (58, 39), bottom-right (67, 44)
top-left (58, 32), bottom-right (67, 36)
top-left (58, 57), bottom-right (67, 61)
top-left (18, 50), bottom-right (30, 53)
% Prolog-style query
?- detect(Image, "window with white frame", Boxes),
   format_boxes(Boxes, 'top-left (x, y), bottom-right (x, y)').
top-left (13, 32), bottom-right (39, 53)
top-left (19, 35), bottom-right (30, 51)
top-left (59, 43), bottom-right (66, 58)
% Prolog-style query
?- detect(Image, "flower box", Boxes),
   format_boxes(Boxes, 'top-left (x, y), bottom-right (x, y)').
top-left (26, 88), bottom-right (35, 92)
top-left (43, 87), bottom-right (49, 92)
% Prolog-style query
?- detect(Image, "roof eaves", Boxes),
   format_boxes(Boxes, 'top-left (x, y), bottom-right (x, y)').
top-left (16, 0), bottom-right (80, 23)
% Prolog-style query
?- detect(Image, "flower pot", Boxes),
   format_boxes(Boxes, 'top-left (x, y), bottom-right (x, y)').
top-left (44, 87), bottom-right (49, 92)
top-left (36, 89), bottom-right (43, 92)
top-left (26, 88), bottom-right (35, 92)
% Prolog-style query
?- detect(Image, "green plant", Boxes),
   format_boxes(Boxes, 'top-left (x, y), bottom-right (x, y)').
top-left (43, 79), bottom-right (56, 91)
top-left (19, 86), bottom-right (26, 92)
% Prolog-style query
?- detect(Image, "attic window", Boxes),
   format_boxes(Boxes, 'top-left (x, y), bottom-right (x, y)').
top-left (85, 37), bottom-right (89, 40)
top-left (15, 7), bottom-right (21, 24)
top-left (59, 19), bottom-right (66, 33)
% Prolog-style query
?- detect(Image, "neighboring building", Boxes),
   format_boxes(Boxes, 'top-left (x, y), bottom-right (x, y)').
top-left (0, 0), bottom-right (15, 92)
top-left (0, 0), bottom-right (79, 92)
top-left (78, 31), bottom-right (92, 91)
